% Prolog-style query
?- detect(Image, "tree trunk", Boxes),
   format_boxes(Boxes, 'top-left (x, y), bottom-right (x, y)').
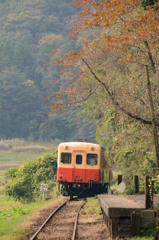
top-left (146, 65), bottom-right (159, 172)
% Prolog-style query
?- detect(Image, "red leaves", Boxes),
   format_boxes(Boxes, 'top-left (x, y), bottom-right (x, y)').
top-left (71, 0), bottom-right (158, 46)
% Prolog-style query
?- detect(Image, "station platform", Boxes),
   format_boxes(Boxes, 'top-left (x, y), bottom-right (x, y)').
top-left (98, 194), bottom-right (159, 238)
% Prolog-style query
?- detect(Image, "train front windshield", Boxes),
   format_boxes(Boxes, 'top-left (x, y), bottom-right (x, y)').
top-left (86, 154), bottom-right (98, 165)
top-left (61, 153), bottom-right (72, 164)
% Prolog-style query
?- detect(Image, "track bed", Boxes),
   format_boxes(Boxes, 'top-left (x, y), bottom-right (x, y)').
top-left (24, 197), bottom-right (110, 240)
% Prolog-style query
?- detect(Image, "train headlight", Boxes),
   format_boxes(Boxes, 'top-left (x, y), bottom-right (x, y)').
top-left (65, 146), bottom-right (69, 150)
top-left (90, 146), bottom-right (95, 151)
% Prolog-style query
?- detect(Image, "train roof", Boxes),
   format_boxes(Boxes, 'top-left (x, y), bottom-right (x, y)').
top-left (58, 142), bottom-right (100, 147)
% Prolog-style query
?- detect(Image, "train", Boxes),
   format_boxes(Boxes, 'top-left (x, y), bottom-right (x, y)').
top-left (57, 141), bottom-right (113, 198)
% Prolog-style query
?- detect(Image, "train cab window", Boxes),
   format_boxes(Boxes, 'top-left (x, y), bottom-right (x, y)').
top-left (87, 154), bottom-right (98, 166)
top-left (76, 155), bottom-right (82, 165)
top-left (61, 153), bottom-right (72, 164)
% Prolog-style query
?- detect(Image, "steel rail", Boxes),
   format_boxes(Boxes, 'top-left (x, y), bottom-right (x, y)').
top-left (72, 199), bottom-right (86, 240)
top-left (30, 199), bottom-right (69, 240)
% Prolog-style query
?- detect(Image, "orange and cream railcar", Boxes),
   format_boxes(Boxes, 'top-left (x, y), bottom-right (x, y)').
top-left (57, 142), bottom-right (112, 197)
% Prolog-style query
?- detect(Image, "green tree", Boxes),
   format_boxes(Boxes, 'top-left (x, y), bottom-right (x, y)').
top-left (39, 111), bottom-right (96, 142)
top-left (0, 67), bottom-right (46, 139)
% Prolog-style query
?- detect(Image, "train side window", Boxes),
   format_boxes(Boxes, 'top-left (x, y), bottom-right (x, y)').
top-left (61, 153), bottom-right (72, 164)
top-left (87, 154), bottom-right (98, 165)
top-left (76, 155), bottom-right (82, 164)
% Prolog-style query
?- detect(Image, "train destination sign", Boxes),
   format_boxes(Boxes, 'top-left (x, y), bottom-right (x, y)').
top-left (40, 183), bottom-right (48, 192)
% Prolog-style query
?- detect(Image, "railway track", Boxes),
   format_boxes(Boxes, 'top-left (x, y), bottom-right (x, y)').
top-left (30, 198), bottom-right (86, 240)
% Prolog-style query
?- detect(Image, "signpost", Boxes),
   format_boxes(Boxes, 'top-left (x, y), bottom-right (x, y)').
top-left (40, 183), bottom-right (48, 202)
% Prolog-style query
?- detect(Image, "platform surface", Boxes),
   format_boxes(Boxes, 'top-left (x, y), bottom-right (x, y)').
top-left (98, 194), bottom-right (159, 218)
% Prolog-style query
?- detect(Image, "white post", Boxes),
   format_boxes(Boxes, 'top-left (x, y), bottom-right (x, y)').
top-left (7, 214), bottom-right (11, 222)
top-left (42, 191), bottom-right (45, 202)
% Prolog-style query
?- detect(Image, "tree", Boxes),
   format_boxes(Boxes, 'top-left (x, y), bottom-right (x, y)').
top-left (39, 111), bottom-right (96, 142)
top-left (48, 0), bottom-right (159, 171)
top-left (0, 67), bottom-right (46, 139)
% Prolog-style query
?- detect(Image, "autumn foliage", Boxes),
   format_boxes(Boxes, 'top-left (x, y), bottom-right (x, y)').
top-left (48, 0), bottom-right (158, 117)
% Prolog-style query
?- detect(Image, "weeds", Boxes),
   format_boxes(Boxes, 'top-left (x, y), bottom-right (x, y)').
top-left (80, 197), bottom-right (101, 215)
top-left (0, 199), bottom-right (49, 238)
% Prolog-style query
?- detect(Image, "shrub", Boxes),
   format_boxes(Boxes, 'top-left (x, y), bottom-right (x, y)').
top-left (5, 150), bottom-right (58, 202)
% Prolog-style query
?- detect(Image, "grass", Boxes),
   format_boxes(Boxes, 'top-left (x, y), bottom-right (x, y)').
top-left (128, 237), bottom-right (154, 240)
top-left (0, 201), bottom-right (43, 239)
top-left (0, 151), bottom-right (38, 184)
top-left (0, 151), bottom-right (37, 161)
top-left (0, 206), bottom-right (30, 238)
top-left (0, 194), bottom-right (61, 240)
top-left (128, 228), bottom-right (154, 240)
top-left (80, 196), bottom-right (102, 215)
top-left (0, 152), bottom-right (36, 185)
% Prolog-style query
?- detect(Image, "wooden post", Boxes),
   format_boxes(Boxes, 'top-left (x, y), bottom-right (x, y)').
top-left (134, 175), bottom-right (139, 193)
top-left (118, 175), bottom-right (122, 185)
top-left (145, 175), bottom-right (153, 209)
top-left (131, 212), bottom-right (140, 236)
top-left (110, 218), bottom-right (119, 239)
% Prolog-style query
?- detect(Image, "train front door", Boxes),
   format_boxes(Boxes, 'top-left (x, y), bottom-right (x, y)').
top-left (72, 151), bottom-right (86, 183)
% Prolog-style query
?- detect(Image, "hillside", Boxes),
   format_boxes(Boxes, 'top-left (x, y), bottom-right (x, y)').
top-left (0, 0), bottom-right (96, 142)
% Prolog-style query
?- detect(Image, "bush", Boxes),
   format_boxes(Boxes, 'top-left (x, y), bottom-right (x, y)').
top-left (5, 150), bottom-right (58, 202)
